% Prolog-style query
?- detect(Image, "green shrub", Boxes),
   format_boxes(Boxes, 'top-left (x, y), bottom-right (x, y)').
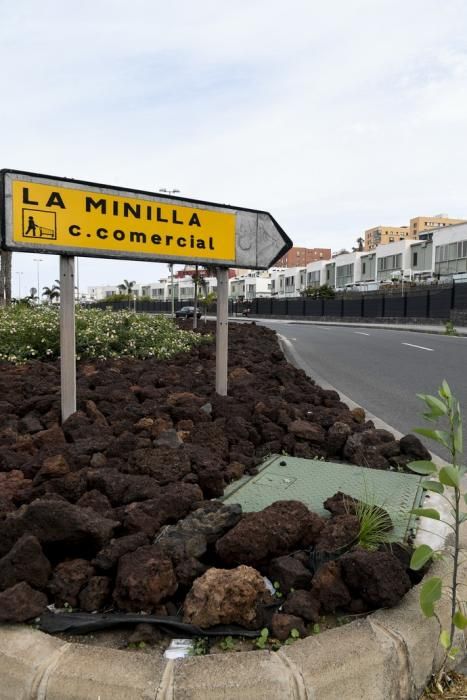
top-left (0, 305), bottom-right (209, 363)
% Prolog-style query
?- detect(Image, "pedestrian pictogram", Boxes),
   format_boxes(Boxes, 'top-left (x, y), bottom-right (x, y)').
top-left (22, 208), bottom-right (56, 240)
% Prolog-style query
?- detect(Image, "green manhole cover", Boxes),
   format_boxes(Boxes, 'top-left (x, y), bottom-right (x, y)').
top-left (222, 455), bottom-right (424, 543)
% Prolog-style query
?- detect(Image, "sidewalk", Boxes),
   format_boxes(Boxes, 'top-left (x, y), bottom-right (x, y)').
top-left (229, 316), bottom-right (467, 336)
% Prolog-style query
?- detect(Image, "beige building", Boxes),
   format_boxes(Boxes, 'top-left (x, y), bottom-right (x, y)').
top-left (409, 214), bottom-right (466, 237)
top-left (364, 225), bottom-right (412, 250)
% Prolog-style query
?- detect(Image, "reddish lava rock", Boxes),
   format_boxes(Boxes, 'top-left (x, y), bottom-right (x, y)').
top-left (340, 548), bottom-right (411, 608)
top-left (183, 565), bottom-right (269, 628)
top-left (0, 323), bottom-right (421, 624)
top-left (315, 514), bottom-right (360, 553)
top-left (216, 500), bottom-right (324, 567)
top-left (311, 561), bottom-right (352, 613)
top-left (268, 555), bottom-right (313, 594)
top-left (0, 534), bottom-right (51, 591)
top-left (0, 581), bottom-right (48, 622)
top-left (282, 590), bottom-right (321, 623)
top-left (113, 545), bottom-right (178, 611)
top-left (270, 613), bottom-right (307, 641)
top-left (48, 558), bottom-right (95, 608)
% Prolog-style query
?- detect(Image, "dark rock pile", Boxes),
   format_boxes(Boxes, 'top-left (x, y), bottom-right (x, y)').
top-left (0, 322), bottom-right (429, 631)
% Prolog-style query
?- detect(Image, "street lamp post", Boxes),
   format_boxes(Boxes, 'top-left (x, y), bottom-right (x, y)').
top-left (159, 189), bottom-right (180, 319)
top-left (16, 272), bottom-right (23, 299)
top-left (169, 264), bottom-right (175, 318)
top-left (33, 258), bottom-right (43, 304)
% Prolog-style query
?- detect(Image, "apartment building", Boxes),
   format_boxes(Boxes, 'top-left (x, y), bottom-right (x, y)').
top-left (275, 246), bottom-right (331, 267)
top-left (410, 214), bottom-right (466, 238)
top-left (364, 225), bottom-right (412, 250)
top-left (229, 271), bottom-right (272, 300)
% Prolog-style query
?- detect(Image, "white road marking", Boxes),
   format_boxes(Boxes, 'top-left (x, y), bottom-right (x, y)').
top-left (402, 342), bottom-right (434, 352)
top-left (354, 331), bottom-right (370, 336)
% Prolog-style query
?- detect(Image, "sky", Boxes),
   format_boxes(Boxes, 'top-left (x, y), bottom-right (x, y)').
top-left (2, 0), bottom-right (467, 297)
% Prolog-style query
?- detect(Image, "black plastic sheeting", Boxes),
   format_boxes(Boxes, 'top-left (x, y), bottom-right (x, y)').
top-left (38, 610), bottom-right (261, 638)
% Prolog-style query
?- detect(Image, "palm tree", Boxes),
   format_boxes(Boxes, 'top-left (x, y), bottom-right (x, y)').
top-left (42, 282), bottom-right (60, 303)
top-left (118, 279), bottom-right (136, 309)
top-left (356, 237), bottom-right (364, 252)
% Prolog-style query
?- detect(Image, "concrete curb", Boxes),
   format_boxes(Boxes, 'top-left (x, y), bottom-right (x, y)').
top-left (0, 550), bottom-right (465, 700)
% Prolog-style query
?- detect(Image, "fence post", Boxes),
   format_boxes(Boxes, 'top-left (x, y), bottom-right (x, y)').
top-left (451, 281), bottom-right (456, 310)
top-left (340, 297), bottom-right (345, 317)
top-left (426, 290), bottom-right (431, 318)
top-left (403, 292), bottom-right (408, 318)
top-left (381, 294), bottom-right (385, 318)
top-left (321, 298), bottom-right (325, 317)
top-left (361, 295), bottom-right (364, 318)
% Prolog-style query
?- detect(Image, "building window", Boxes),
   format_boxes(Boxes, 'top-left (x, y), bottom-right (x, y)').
top-left (412, 252), bottom-right (418, 267)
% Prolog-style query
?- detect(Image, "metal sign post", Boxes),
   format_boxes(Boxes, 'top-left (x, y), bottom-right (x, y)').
top-left (215, 267), bottom-right (229, 395)
top-left (59, 255), bottom-right (76, 421)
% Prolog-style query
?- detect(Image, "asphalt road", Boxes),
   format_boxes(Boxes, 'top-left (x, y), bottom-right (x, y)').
top-left (258, 321), bottom-right (467, 462)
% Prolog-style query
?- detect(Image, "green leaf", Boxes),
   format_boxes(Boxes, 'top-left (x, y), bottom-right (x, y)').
top-left (439, 466), bottom-right (460, 488)
top-left (454, 419), bottom-right (463, 455)
top-left (453, 610), bottom-right (467, 630)
top-left (407, 460), bottom-right (437, 475)
top-left (418, 394), bottom-right (448, 417)
top-left (410, 544), bottom-right (434, 571)
top-left (414, 428), bottom-right (450, 449)
top-left (420, 480), bottom-right (444, 494)
top-left (440, 629), bottom-right (451, 649)
top-left (420, 577), bottom-right (442, 617)
top-left (411, 508), bottom-right (440, 520)
top-left (440, 380), bottom-right (452, 401)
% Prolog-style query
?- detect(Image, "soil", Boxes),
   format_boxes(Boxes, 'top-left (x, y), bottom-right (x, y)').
top-left (0, 320), bottom-right (431, 643)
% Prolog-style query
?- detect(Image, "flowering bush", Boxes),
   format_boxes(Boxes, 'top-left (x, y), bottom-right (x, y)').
top-left (0, 306), bottom-right (209, 363)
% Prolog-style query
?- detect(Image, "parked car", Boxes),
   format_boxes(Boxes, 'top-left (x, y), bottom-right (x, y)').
top-left (175, 306), bottom-right (202, 319)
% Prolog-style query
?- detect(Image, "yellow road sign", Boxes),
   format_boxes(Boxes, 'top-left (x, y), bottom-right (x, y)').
top-left (1, 171), bottom-right (292, 268)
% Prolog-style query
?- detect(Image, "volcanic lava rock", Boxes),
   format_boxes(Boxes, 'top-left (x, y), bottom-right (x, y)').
top-left (270, 613), bottom-right (307, 641)
top-left (315, 514), bottom-right (360, 553)
top-left (268, 555), bottom-right (313, 594)
top-left (113, 545), bottom-right (178, 611)
top-left (2, 498), bottom-right (119, 555)
top-left (282, 590), bottom-right (321, 623)
top-left (0, 581), bottom-right (48, 622)
top-left (48, 558), bottom-right (95, 607)
top-left (288, 420), bottom-right (326, 443)
top-left (311, 560), bottom-right (351, 613)
top-left (93, 533), bottom-right (150, 571)
top-left (0, 534), bottom-right (51, 592)
top-left (399, 434), bottom-right (431, 461)
top-left (326, 422), bottom-right (352, 456)
top-left (79, 575), bottom-right (112, 612)
top-left (76, 489), bottom-right (113, 516)
top-left (183, 565), bottom-right (268, 628)
top-left (340, 549), bottom-right (411, 608)
top-left (117, 482), bottom-right (203, 538)
top-left (86, 468), bottom-right (161, 505)
top-left (216, 501), bottom-right (325, 568)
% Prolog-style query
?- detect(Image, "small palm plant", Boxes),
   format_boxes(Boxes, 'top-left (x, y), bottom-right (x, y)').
top-left (42, 282), bottom-right (60, 303)
top-left (118, 279), bottom-right (136, 310)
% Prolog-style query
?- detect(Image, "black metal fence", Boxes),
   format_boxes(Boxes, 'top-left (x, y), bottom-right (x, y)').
top-left (248, 283), bottom-right (467, 321)
top-left (92, 282), bottom-right (467, 322)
